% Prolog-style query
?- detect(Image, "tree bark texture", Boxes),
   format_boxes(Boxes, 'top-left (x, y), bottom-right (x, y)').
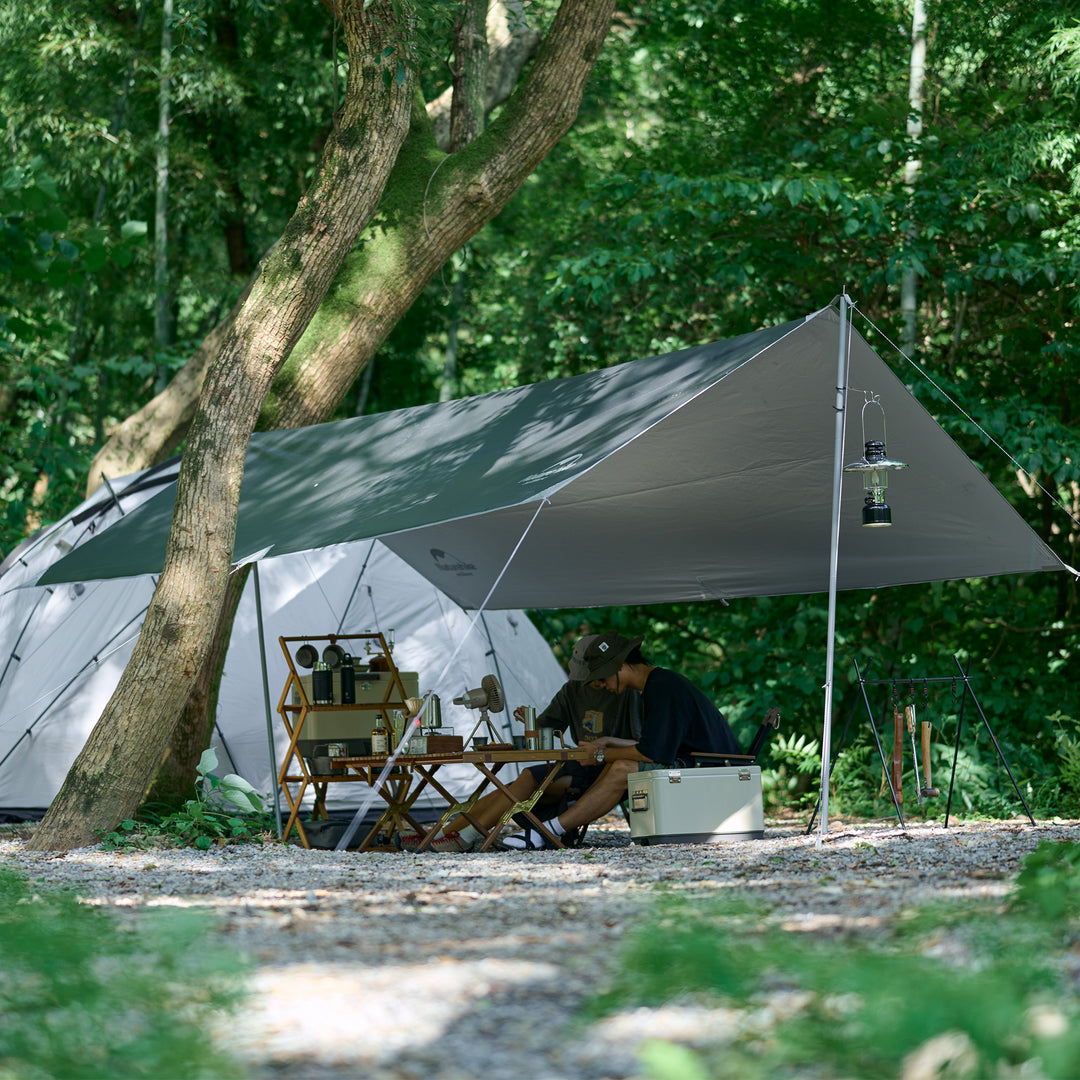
top-left (68, 0), bottom-right (613, 843)
top-left (263, 0), bottom-right (615, 429)
top-left (450, 0), bottom-right (490, 152)
top-left (29, 2), bottom-right (415, 850)
top-left (142, 566), bottom-right (249, 809)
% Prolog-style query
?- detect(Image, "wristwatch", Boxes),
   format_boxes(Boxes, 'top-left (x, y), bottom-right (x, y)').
top-left (593, 747), bottom-right (605, 763)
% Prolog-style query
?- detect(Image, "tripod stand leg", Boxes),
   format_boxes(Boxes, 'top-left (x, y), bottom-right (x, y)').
top-left (952, 655), bottom-right (1036, 825)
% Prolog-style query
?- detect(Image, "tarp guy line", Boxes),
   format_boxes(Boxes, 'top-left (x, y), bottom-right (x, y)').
top-left (334, 497), bottom-right (551, 851)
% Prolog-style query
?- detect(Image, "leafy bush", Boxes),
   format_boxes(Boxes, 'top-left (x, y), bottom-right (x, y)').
top-left (100, 749), bottom-right (274, 850)
top-left (0, 868), bottom-right (247, 1079)
top-left (1012, 839), bottom-right (1080, 920)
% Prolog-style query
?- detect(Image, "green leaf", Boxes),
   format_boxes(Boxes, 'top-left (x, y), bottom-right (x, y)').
top-left (196, 747), bottom-right (218, 778)
top-left (83, 245), bottom-right (107, 272)
top-left (120, 219), bottom-right (147, 241)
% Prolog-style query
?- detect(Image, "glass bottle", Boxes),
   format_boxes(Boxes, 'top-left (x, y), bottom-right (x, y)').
top-left (370, 717), bottom-right (389, 756)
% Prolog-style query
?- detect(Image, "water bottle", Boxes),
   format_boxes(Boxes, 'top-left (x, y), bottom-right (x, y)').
top-left (312, 661), bottom-right (333, 705)
top-left (340, 654), bottom-right (356, 704)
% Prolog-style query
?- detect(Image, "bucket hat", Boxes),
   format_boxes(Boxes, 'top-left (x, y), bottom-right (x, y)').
top-left (577, 631), bottom-right (644, 681)
top-left (567, 634), bottom-right (599, 682)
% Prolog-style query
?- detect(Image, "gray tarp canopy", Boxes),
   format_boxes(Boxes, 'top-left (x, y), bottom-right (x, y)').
top-left (39, 302), bottom-right (1068, 602)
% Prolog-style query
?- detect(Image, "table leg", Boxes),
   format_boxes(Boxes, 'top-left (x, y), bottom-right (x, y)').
top-left (472, 761), bottom-right (568, 851)
top-left (414, 763), bottom-right (506, 851)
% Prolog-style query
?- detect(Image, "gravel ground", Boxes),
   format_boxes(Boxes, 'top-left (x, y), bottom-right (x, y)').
top-left (3, 815), bottom-right (1079, 1079)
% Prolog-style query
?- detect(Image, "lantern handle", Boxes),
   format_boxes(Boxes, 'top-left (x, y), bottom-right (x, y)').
top-left (857, 391), bottom-right (888, 449)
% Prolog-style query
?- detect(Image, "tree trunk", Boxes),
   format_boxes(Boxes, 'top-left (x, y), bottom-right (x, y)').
top-left (143, 566), bottom-right (249, 809)
top-left (29, 2), bottom-right (415, 851)
top-left (69, 0), bottom-right (614, 841)
top-left (262, 0), bottom-right (615, 429)
top-left (901, 0), bottom-right (927, 356)
top-left (451, 0), bottom-right (489, 152)
top-left (154, 0), bottom-right (172, 393)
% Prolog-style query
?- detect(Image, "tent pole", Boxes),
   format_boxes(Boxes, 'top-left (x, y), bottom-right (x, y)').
top-left (252, 563), bottom-right (282, 837)
top-left (819, 293), bottom-right (853, 844)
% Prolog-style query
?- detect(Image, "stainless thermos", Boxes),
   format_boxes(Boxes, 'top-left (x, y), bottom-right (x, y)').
top-left (312, 660), bottom-right (333, 705)
top-left (340, 654), bottom-right (356, 704)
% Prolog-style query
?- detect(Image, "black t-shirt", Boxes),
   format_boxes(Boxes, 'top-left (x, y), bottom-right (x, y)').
top-left (636, 668), bottom-right (741, 765)
top-left (536, 681), bottom-right (640, 744)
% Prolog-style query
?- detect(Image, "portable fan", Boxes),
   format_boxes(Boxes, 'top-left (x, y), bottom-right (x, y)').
top-left (454, 674), bottom-right (505, 741)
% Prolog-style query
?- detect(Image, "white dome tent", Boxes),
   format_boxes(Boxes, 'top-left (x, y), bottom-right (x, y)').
top-left (0, 460), bottom-right (565, 821)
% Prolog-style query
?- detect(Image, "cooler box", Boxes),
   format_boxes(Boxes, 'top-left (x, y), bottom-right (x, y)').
top-left (627, 765), bottom-right (764, 845)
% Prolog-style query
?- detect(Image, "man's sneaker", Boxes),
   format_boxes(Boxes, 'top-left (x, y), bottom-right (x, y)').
top-left (400, 829), bottom-right (475, 853)
top-left (500, 826), bottom-right (557, 851)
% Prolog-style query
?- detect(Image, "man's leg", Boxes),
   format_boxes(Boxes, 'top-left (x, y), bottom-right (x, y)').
top-left (554, 759), bottom-right (636, 831)
top-left (445, 770), bottom-right (571, 834)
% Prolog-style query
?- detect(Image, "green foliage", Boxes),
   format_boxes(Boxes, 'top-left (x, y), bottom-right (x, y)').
top-left (3, 1), bottom-right (1080, 822)
top-left (0, 867), bottom-right (247, 1079)
top-left (1042, 712), bottom-right (1080, 817)
top-left (761, 732), bottom-right (821, 813)
top-left (1012, 840), bottom-right (1080, 920)
top-left (0, 155), bottom-right (147, 547)
top-left (590, 885), bottom-right (1080, 1079)
top-left (100, 749), bottom-right (273, 850)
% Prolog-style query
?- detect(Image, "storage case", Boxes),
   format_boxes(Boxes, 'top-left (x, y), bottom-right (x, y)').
top-left (293, 670), bottom-right (419, 760)
top-left (627, 765), bottom-right (764, 845)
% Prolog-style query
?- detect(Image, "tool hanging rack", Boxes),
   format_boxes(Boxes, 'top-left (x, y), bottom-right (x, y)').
top-left (808, 654), bottom-right (1035, 832)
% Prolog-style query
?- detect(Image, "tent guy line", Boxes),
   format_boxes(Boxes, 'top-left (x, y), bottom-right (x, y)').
top-left (852, 301), bottom-right (1080, 564)
top-left (333, 494), bottom-right (553, 851)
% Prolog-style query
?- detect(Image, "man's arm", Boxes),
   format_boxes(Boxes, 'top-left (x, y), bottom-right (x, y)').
top-left (577, 737), bottom-right (652, 763)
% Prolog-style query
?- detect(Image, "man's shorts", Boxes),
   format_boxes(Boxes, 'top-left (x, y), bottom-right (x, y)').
top-left (525, 760), bottom-right (604, 799)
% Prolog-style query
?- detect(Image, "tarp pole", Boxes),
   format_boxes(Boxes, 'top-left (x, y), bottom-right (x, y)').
top-left (252, 563), bottom-right (282, 837)
top-left (819, 293), bottom-right (853, 844)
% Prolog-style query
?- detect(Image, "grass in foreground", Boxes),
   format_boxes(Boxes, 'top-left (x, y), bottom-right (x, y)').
top-left (0, 868), bottom-right (248, 1080)
top-left (588, 840), bottom-right (1080, 1079)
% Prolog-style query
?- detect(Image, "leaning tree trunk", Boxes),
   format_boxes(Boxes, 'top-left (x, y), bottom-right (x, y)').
top-left (82, 0), bottom-right (614, 820)
top-left (142, 566), bottom-right (249, 809)
top-left (29, 2), bottom-right (415, 851)
top-left (262, 0), bottom-right (615, 427)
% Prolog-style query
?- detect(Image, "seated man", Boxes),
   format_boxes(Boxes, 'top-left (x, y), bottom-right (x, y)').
top-left (406, 634), bottom-right (640, 852)
top-left (500, 629), bottom-right (742, 850)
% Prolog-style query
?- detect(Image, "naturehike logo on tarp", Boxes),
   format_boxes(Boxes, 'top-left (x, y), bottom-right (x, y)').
top-left (519, 454), bottom-right (583, 485)
top-left (430, 548), bottom-right (476, 577)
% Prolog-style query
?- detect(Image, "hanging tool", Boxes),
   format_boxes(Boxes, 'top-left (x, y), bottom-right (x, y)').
top-left (891, 700), bottom-right (904, 805)
top-left (920, 720), bottom-right (939, 797)
top-left (905, 702), bottom-right (922, 806)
